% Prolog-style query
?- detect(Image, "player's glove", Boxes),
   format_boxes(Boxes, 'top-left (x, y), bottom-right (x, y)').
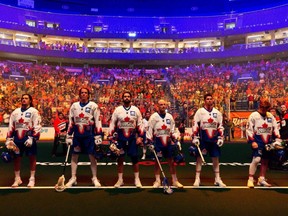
top-left (24, 136), bottom-right (33, 147)
top-left (94, 135), bottom-right (102, 145)
top-left (217, 139), bottom-right (224, 147)
top-left (192, 137), bottom-right (200, 147)
top-left (65, 135), bottom-right (73, 146)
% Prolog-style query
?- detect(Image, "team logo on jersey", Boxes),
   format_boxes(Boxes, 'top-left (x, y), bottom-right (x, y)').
top-left (130, 111), bottom-right (135, 116)
top-left (267, 118), bottom-right (272, 123)
top-left (166, 119), bottom-right (171, 124)
top-left (25, 112), bottom-right (31, 118)
top-left (213, 113), bottom-right (217, 118)
top-left (85, 107), bottom-right (91, 113)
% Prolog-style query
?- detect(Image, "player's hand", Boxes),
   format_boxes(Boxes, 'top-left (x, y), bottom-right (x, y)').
top-left (24, 136), bottom-right (33, 147)
top-left (109, 143), bottom-right (120, 156)
top-left (136, 137), bottom-right (143, 146)
top-left (65, 135), bottom-right (73, 146)
top-left (192, 138), bottom-right (200, 147)
top-left (147, 144), bottom-right (155, 151)
top-left (94, 135), bottom-right (102, 145)
top-left (5, 138), bottom-right (16, 150)
top-left (251, 142), bottom-right (258, 149)
top-left (217, 139), bottom-right (224, 147)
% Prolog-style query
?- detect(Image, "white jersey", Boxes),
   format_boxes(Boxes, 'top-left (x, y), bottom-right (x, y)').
top-left (192, 107), bottom-right (224, 143)
top-left (143, 118), bottom-right (149, 131)
top-left (146, 112), bottom-right (178, 147)
top-left (67, 101), bottom-right (102, 137)
top-left (246, 111), bottom-right (281, 146)
top-left (7, 107), bottom-right (42, 142)
top-left (108, 105), bottom-right (144, 141)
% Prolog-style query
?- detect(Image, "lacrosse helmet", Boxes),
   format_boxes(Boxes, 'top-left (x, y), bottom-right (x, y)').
top-left (1, 152), bottom-right (13, 163)
top-left (188, 145), bottom-right (198, 157)
top-left (275, 149), bottom-right (286, 162)
top-left (174, 152), bottom-right (185, 164)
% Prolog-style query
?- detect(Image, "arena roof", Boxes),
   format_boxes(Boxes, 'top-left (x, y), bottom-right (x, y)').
top-left (0, 0), bottom-right (288, 17)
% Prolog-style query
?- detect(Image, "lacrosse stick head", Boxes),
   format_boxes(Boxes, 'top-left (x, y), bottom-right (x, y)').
top-left (55, 175), bottom-right (66, 192)
top-left (162, 178), bottom-right (173, 194)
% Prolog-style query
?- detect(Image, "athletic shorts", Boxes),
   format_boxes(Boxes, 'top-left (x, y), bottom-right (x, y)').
top-left (72, 136), bottom-right (95, 154)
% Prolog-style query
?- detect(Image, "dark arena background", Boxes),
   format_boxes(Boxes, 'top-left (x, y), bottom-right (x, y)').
top-left (0, 0), bottom-right (288, 215)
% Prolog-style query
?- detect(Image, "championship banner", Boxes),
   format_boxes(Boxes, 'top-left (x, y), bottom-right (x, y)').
top-left (230, 111), bottom-right (252, 138)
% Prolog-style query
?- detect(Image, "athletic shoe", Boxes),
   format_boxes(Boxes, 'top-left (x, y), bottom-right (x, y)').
top-left (214, 179), bottom-right (226, 187)
top-left (92, 177), bottom-right (101, 187)
top-left (247, 179), bottom-right (254, 188)
top-left (173, 180), bottom-right (184, 188)
top-left (135, 178), bottom-right (142, 188)
top-left (141, 154), bottom-right (146, 160)
top-left (27, 177), bottom-right (35, 187)
top-left (193, 178), bottom-right (201, 187)
top-left (152, 180), bottom-right (161, 188)
top-left (65, 177), bottom-right (77, 188)
top-left (257, 177), bottom-right (271, 187)
top-left (114, 179), bottom-right (124, 188)
top-left (11, 177), bottom-right (22, 187)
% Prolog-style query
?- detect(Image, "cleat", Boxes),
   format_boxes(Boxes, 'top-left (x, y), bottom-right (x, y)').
top-left (141, 155), bottom-right (146, 160)
top-left (247, 179), bottom-right (254, 188)
top-left (11, 177), bottom-right (22, 187)
top-left (152, 180), bottom-right (161, 188)
top-left (65, 177), bottom-right (77, 188)
top-left (134, 178), bottom-right (142, 188)
top-left (193, 178), bottom-right (201, 187)
top-left (92, 177), bottom-right (101, 187)
top-left (257, 177), bottom-right (271, 187)
top-left (114, 179), bottom-right (124, 188)
top-left (214, 179), bottom-right (226, 187)
top-left (27, 177), bottom-right (35, 187)
top-left (173, 180), bottom-right (184, 188)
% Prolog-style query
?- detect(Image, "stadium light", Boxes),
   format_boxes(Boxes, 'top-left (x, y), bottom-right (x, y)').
top-left (128, 32), bottom-right (137, 37)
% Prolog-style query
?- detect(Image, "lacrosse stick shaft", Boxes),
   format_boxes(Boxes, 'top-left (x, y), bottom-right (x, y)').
top-left (62, 145), bottom-right (71, 175)
top-left (196, 145), bottom-right (206, 165)
top-left (152, 149), bottom-right (167, 179)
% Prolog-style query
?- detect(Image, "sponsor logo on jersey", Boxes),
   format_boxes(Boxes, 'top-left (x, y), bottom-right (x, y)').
top-left (202, 122), bottom-right (217, 129)
top-left (120, 121), bottom-right (134, 129)
top-left (85, 107), bottom-right (91, 113)
top-left (25, 112), bottom-right (31, 118)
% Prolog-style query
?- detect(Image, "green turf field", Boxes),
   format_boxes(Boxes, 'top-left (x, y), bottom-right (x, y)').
top-left (0, 141), bottom-right (288, 215)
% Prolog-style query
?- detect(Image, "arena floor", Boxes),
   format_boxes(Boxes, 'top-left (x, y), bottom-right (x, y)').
top-left (0, 141), bottom-right (288, 215)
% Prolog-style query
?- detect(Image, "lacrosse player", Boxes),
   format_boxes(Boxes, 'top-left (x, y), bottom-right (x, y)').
top-left (65, 87), bottom-right (103, 188)
top-left (246, 98), bottom-right (282, 187)
top-left (141, 110), bottom-right (151, 160)
top-left (191, 93), bottom-right (226, 187)
top-left (5, 94), bottom-right (42, 187)
top-left (108, 91), bottom-right (144, 188)
top-left (146, 99), bottom-right (183, 189)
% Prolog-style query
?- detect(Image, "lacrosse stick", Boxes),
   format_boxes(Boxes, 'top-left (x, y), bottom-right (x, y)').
top-left (151, 148), bottom-right (173, 194)
top-left (55, 145), bottom-right (71, 192)
top-left (196, 145), bottom-right (207, 165)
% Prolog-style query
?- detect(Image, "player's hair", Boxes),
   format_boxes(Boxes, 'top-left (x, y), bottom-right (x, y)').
top-left (122, 90), bottom-right (132, 99)
top-left (79, 87), bottom-right (90, 98)
top-left (21, 94), bottom-right (33, 107)
top-left (204, 93), bottom-right (213, 100)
